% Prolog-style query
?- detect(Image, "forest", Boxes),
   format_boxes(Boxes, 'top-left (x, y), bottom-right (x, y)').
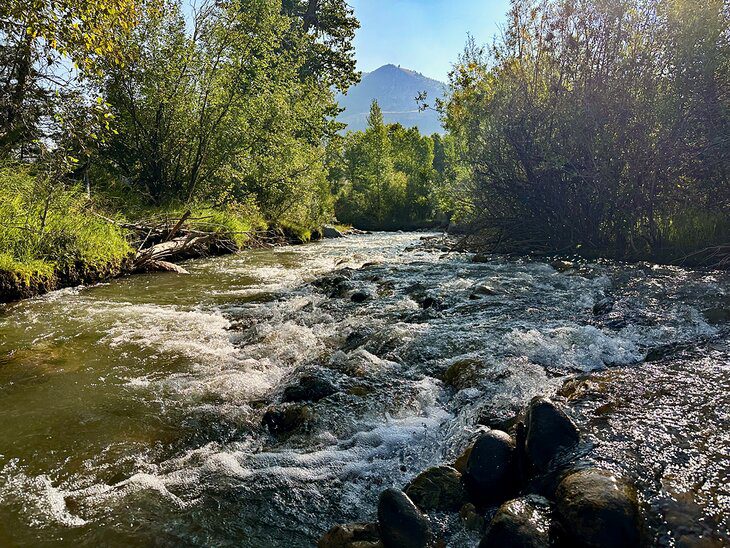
top-left (1, 0), bottom-right (728, 297)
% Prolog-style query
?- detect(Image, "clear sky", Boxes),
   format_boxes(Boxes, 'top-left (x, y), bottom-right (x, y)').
top-left (349, 0), bottom-right (511, 82)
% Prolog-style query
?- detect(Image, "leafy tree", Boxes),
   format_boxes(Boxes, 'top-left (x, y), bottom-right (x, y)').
top-left (444, 0), bottom-right (729, 261)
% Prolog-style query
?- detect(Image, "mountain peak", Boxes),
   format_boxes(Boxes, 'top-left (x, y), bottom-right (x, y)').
top-left (338, 64), bottom-right (446, 134)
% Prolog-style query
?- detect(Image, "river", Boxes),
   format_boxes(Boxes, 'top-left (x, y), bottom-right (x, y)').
top-left (0, 233), bottom-right (728, 546)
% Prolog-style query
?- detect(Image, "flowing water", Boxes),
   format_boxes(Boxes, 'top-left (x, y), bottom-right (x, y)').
top-left (0, 233), bottom-right (728, 547)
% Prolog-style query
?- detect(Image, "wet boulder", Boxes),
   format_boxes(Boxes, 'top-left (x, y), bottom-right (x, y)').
top-left (323, 225), bottom-right (345, 239)
top-left (459, 503), bottom-right (486, 533)
top-left (524, 397), bottom-right (580, 473)
top-left (419, 294), bottom-right (444, 310)
top-left (442, 358), bottom-right (482, 390)
top-left (550, 260), bottom-right (575, 273)
top-left (480, 495), bottom-right (552, 548)
top-left (351, 290), bottom-right (372, 304)
top-left (377, 488), bottom-right (431, 548)
top-left (555, 468), bottom-right (640, 548)
top-left (283, 375), bottom-right (337, 403)
top-left (453, 444), bottom-right (474, 475)
top-left (592, 298), bottom-right (614, 316)
top-left (318, 523), bottom-right (382, 548)
top-left (405, 465), bottom-right (466, 512)
top-left (262, 403), bottom-right (314, 437)
top-left (464, 430), bottom-right (517, 506)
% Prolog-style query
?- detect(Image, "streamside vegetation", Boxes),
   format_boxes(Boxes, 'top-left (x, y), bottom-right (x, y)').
top-left (328, 101), bottom-right (453, 230)
top-left (0, 0), bottom-right (360, 299)
top-left (443, 0), bottom-right (729, 265)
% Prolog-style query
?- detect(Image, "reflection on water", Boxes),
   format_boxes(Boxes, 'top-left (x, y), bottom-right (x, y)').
top-left (0, 233), bottom-right (727, 546)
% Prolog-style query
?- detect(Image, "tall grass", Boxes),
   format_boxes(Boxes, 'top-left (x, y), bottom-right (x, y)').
top-left (0, 166), bottom-right (132, 280)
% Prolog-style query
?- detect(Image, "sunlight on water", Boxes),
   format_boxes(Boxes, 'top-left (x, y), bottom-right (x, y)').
top-left (0, 233), bottom-right (728, 546)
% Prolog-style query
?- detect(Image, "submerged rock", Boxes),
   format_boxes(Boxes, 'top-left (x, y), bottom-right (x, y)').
top-left (555, 468), bottom-right (640, 548)
top-left (351, 290), bottom-right (372, 303)
top-left (524, 397), bottom-right (580, 473)
top-left (442, 358), bottom-right (482, 390)
top-left (377, 488), bottom-right (431, 548)
top-left (318, 522), bottom-right (382, 548)
top-left (262, 403), bottom-right (314, 436)
top-left (550, 260), bottom-right (575, 273)
top-left (282, 375), bottom-right (337, 403)
top-left (464, 430), bottom-right (517, 506)
top-left (592, 297), bottom-right (614, 316)
top-left (480, 495), bottom-right (552, 548)
top-left (405, 465), bottom-right (466, 512)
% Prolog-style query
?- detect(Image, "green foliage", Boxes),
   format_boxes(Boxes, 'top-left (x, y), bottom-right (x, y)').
top-left (331, 101), bottom-right (441, 229)
top-left (0, 166), bottom-right (131, 277)
top-left (445, 0), bottom-right (729, 260)
top-left (97, 0), bottom-right (343, 234)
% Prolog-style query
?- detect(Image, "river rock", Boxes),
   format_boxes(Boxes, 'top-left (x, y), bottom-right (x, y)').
top-left (464, 430), bottom-right (517, 506)
top-left (555, 468), bottom-right (640, 547)
top-left (443, 358), bottom-right (482, 390)
top-left (524, 397), bottom-right (580, 473)
top-left (480, 495), bottom-right (552, 548)
top-left (592, 297), bottom-right (614, 316)
top-left (453, 444), bottom-right (473, 475)
top-left (318, 523), bottom-right (382, 548)
top-left (323, 225), bottom-right (345, 238)
top-left (550, 260), bottom-right (575, 272)
top-left (351, 290), bottom-right (372, 303)
top-left (405, 465), bottom-right (466, 512)
top-left (460, 503), bottom-right (486, 532)
top-left (377, 488), bottom-right (431, 548)
top-left (283, 375), bottom-right (337, 403)
top-left (262, 403), bottom-right (314, 436)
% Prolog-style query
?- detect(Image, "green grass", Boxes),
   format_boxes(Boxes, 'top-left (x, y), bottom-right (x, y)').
top-left (0, 166), bottom-right (132, 283)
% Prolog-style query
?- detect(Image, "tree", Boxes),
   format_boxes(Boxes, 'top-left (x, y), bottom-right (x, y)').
top-left (444, 0), bottom-right (729, 261)
top-left (0, 0), bottom-right (138, 154)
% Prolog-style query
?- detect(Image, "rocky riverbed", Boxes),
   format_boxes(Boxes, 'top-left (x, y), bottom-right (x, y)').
top-left (0, 232), bottom-right (727, 546)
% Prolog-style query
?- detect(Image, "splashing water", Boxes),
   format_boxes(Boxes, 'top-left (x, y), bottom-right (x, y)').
top-left (0, 233), bottom-right (727, 546)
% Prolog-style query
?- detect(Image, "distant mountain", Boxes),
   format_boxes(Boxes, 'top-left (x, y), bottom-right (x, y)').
top-left (337, 64), bottom-right (446, 135)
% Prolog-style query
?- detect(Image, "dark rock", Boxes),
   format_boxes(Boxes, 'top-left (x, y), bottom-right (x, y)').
top-left (524, 397), bottom-right (580, 473)
top-left (420, 296), bottom-right (442, 310)
top-left (704, 307), bottom-right (730, 324)
top-left (442, 358), bottom-right (482, 390)
top-left (480, 495), bottom-right (552, 548)
top-left (377, 488), bottom-right (431, 548)
top-left (464, 430), bottom-right (517, 506)
top-left (283, 375), bottom-right (337, 403)
top-left (473, 284), bottom-right (498, 296)
top-left (262, 403), bottom-right (314, 436)
top-left (343, 329), bottom-right (372, 351)
top-left (405, 465), bottom-right (466, 512)
top-left (460, 503), bottom-right (486, 532)
top-left (555, 468), bottom-right (640, 548)
top-left (472, 253), bottom-right (491, 263)
top-left (323, 225), bottom-right (345, 238)
top-left (453, 445), bottom-right (473, 475)
top-left (592, 297), bottom-right (614, 315)
top-left (351, 291), bottom-right (371, 303)
top-left (314, 273), bottom-right (354, 298)
top-left (318, 522), bottom-right (382, 548)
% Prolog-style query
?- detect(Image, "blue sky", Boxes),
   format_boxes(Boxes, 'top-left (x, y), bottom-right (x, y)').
top-left (349, 0), bottom-right (511, 82)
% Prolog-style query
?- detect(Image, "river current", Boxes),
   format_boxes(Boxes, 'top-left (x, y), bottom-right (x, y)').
top-left (0, 233), bottom-right (728, 546)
